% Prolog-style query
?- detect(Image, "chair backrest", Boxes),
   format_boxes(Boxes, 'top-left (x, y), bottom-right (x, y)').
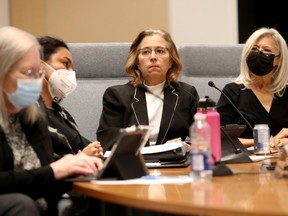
top-left (61, 43), bottom-right (245, 141)
top-left (61, 43), bottom-right (131, 141)
top-left (179, 44), bottom-right (244, 102)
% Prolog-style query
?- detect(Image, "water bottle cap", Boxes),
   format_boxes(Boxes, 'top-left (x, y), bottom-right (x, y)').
top-left (197, 96), bottom-right (216, 109)
top-left (194, 113), bottom-right (206, 120)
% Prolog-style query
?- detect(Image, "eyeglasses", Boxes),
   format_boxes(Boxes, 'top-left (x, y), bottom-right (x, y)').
top-left (251, 47), bottom-right (280, 57)
top-left (138, 47), bottom-right (169, 57)
top-left (17, 67), bottom-right (45, 79)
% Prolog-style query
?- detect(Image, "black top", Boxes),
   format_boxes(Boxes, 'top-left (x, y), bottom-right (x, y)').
top-left (0, 112), bottom-right (71, 215)
top-left (39, 98), bottom-right (90, 157)
top-left (97, 81), bottom-right (199, 151)
top-left (217, 82), bottom-right (288, 138)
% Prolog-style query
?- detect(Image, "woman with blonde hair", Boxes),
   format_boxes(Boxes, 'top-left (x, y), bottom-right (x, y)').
top-left (217, 27), bottom-right (288, 148)
top-left (97, 29), bottom-right (199, 151)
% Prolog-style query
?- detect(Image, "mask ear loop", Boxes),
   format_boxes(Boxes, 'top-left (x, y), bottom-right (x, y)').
top-left (41, 60), bottom-right (56, 72)
top-left (41, 60), bottom-right (56, 83)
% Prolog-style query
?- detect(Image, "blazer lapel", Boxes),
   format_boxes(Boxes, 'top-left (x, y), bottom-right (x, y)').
top-left (157, 88), bottom-right (179, 144)
top-left (131, 87), bottom-right (149, 126)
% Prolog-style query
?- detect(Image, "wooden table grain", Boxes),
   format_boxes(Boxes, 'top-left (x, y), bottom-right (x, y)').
top-left (73, 159), bottom-right (287, 216)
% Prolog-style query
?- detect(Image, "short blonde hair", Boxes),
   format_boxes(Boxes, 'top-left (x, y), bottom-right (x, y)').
top-left (0, 26), bottom-right (42, 129)
top-left (235, 27), bottom-right (288, 97)
top-left (125, 29), bottom-right (182, 88)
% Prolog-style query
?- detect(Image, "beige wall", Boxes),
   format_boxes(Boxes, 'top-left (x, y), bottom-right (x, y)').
top-left (10, 0), bottom-right (168, 43)
top-left (10, 0), bottom-right (46, 36)
top-left (0, 0), bottom-right (10, 26)
top-left (7, 0), bottom-right (239, 44)
top-left (169, 0), bottom-right (238, 45)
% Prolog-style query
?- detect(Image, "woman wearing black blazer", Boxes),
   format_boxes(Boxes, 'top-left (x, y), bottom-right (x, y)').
top-left (97, 29), bottom-right (199, 151)
top-left (0, 26), bottom-right (102, 216)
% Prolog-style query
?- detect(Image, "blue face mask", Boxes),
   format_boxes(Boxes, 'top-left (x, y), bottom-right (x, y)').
top-left (5, 77), bottom-right (43, 109)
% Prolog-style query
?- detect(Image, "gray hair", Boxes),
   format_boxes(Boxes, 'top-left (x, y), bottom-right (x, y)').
top-left (0, 26), bottom-right (42, 129)
top-left (235, 27), bottom-right (288, 97)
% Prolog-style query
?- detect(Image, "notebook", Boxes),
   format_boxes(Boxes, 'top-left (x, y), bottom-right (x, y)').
top-left (141, 141), bottom-right (190, 168)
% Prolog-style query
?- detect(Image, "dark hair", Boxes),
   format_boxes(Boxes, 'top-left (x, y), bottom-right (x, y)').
top-left (37, 36), bottom-right (69, 61)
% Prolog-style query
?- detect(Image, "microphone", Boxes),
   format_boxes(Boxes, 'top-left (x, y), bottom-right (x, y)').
top-left (137, 83), bottom-right (185, 143)
top-left (137, 84), bottom-right (169, 107)
top-left (170, 82), bottom-right (234, 176)
top-left (208, 81), bottom-right (252, 164)
top-left (137, 83), bottom-right (196, 124)
top-left (170, 80), bottom-right (199, 101)
top-left (170, 80), bottom-right (192, 95)
top-left (208, 81), bottom-right (253, 131)
top-left (137, 84), bottom-right (189, 165)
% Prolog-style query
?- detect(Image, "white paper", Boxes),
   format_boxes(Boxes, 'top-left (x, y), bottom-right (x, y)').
top-left (246, 146), bottom-right (280, 161)
top-left (247, 146), bottom-right (254, 151)
top-left (141, 141), bottom-right (183, 154)
top-left (249, 154), bottom-right (279, 162)
top-left (104, 141), bottom-right (184, 158)
top-left (91, 175), bottom-right (192, 185)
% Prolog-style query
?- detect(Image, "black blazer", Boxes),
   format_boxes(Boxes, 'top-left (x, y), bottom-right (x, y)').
top-left (97, 82), bottom-right (199, 151)
top-left (0, 112), bottom-right (71, 215)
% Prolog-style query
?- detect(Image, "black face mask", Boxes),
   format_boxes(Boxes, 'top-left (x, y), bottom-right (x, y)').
top-left (246, 51), bottom-right (275, 76)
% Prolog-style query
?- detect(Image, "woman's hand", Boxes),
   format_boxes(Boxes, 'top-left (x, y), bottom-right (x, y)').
top-left (164, 137), bottom-right (191, 152)
top-left (81, 141), bottom-right (104, 159)
top-left (50, 153), bottom-right (103, 180)
top-left (238, 138), bottom-right (254, 148)
top-left (271, 128), bottom-right (288, 147)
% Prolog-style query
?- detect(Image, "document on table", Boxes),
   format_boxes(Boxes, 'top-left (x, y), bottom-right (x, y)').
top-left (249, 154), bottom-right (279, 162)
top-left (246, 146), bottom-right (279, 162)
top-left (104, 141), bottom-right (184, 158)
top-left (91, 175), bottom-right (192, 185)
top-left (141, 141), bottom-right (183, 154)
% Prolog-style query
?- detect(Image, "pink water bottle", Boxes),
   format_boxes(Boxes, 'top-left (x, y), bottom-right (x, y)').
top-left (197, 96), bottom-right (221, 165)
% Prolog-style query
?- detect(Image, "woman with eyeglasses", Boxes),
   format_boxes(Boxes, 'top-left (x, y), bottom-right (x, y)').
top-left (97, 29), bottom-right (199, 152)
top-left (217, 27), bottom-right (288, 148)
top-left (0, 26), bottom-right (103, 216)
top-left (37, 36), bottom-right (103, 160)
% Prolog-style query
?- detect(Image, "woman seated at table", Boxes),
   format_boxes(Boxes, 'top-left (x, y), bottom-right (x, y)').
top-left (38, 36), bottom-right (103, 159)
top-left (0, 26), bottom-right (102, 216)
top-left (97, 29), bottom-right (199, 152)
top-left (217, 27), bottom-right (288, 148)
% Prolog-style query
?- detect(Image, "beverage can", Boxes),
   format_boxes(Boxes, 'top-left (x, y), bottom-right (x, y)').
top-left (253, 124), bottom-right (270, 154)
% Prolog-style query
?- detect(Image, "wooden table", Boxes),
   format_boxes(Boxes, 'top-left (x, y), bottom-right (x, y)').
top-left (73, 159), bottom-right (288, 216)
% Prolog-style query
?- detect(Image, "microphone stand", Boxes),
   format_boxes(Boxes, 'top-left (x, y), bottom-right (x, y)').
top-left (208, 81), bottom-right (253, 131)
top-left (212, 157), bottom-right (234, 176)
top-left (208, 81), bottom-right (252, 163)
top-left (220, 126), bottom-right (252, 163)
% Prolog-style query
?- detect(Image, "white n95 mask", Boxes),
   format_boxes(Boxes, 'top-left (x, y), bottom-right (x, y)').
top-left (48, 69), bottom-right (77, 99)
top-left (42, 61), bottom-right (77, 99)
